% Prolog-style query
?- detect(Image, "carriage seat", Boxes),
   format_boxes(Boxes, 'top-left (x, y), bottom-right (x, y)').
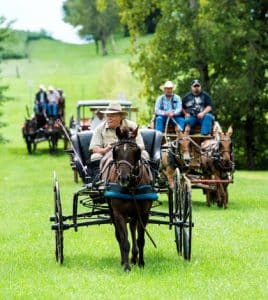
top-left (71, 130), bottom-right (93, 165)
top-left (140, 128), bottom-right (162, 164)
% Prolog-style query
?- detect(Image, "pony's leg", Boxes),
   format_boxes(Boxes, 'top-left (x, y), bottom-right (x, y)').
top-left (129, 219), bottom-right (138, 265)
top-left (113, 212), bottom-right (131, 272)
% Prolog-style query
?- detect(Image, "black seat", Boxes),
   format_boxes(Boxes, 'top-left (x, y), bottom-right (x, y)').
top-left (140, 129), bottom-right (162, 180)
top-left (71, 130), bottom-right (93, 182)
top-left (140, 128), bottom-right (162, 162)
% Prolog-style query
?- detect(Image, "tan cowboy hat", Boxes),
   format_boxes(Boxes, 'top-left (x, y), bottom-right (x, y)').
top-left (100, 102), bottom-right (128, 116)
top-left (39, 84), bottom-right (46, 91)
top-left (160, 80), bottom-right (176, 91)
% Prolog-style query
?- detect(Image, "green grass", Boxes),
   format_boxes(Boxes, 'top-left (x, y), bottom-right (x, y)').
top-left (0, 38), bottom-right (267, 299)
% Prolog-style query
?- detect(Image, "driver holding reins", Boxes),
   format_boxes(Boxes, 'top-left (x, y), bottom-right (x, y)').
top-left (154, 80), bottom-right (185, 134)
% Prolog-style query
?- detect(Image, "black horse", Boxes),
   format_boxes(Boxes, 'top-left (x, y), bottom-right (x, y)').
top-left (101, 127), bottom-right (156, 272)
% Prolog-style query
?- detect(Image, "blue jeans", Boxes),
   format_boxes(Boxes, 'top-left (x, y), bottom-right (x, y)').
top-left (184, 113), bottom-right (214, 135)
top-left (35, 102), bottom-right (47, 114)
top-left (155, 115), bottom-right (185, 132)
top-left (47, 103), bottom-right (58, 116)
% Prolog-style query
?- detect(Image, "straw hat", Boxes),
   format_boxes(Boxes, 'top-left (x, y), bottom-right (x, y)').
top-left (160, 80), bottom-right (176, 91)
top-left (100, 102), bottom-right (128, 116)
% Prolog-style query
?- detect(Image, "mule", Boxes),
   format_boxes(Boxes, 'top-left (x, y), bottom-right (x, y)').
top-left (201, 126), bottom-right (234, 208)
top-left (160, 131), bottom-right (191, 189)
top-left (101, 127), bottom-right (154, 272)
top-left (22, 118), bottom-right (38, 153)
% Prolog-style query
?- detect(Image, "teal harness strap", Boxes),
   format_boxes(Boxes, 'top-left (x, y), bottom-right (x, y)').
top-left (104, 183), bottom-right (158, 201)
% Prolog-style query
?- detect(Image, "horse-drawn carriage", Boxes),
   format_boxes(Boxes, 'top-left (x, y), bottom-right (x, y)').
top-left (22, 106), bottom-right (69, 153)
top-left (50, 126), bottom-right (194, 270)
top-left (160, 120), bottom-right (235, 209)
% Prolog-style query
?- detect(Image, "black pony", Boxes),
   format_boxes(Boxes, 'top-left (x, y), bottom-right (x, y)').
top-left (101, 127), bottom-right (156, 272)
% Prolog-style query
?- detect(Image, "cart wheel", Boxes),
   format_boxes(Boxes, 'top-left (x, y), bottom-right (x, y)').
top-left (181, 176), bottom-right (192, 261)
top-left (173, 168), bottom-right (182, 255)
top-left (53, 171), bottom-right (64, 264)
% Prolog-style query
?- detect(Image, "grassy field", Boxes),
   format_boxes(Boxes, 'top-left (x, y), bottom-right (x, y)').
top-left (0, 38), bottom-right (267, 299)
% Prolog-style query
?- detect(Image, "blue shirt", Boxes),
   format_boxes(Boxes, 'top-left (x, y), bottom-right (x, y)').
top-left (155, 94), bottom-right (182, 116)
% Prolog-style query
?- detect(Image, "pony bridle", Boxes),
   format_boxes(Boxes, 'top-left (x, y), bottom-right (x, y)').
top-left (113, 141), bottom-right (141, 185)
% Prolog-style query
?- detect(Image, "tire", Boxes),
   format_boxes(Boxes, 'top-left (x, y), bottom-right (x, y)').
top-left (181, 177), bottom-right (192, 261)
top-left (53, 171), bottom-right (64, 264)
top-left (173, 168), bottom-right (182, 255)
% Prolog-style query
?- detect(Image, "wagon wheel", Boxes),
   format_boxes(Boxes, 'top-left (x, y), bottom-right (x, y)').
top-left (181, 176), bottom-right (192, 261)
top-left (173, 168), bottom-right (182, 255)
top-left (53, 171), bottom-right (64, 264)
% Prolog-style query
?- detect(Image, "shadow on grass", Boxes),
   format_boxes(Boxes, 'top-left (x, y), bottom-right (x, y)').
top-left (62, 248), bottom-right (191, 274)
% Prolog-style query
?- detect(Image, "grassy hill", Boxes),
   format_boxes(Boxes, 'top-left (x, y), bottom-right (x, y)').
top-left (0, 39), bottom-right (267, 299)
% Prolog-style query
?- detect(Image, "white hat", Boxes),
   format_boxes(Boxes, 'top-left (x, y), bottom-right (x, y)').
top-left (100, 102), bottom-right (128, 116)
top-left (160, 80), bottom-right (176, 91)
top-left (39, 84), bottom-right (46, 90)
top-left (48, 85), bottom-right (54, 91)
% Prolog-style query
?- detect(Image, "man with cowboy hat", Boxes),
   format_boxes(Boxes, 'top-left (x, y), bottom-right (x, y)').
top-left (89, 102), bottom-right (148, 163)
top-left (154, 80), bottom-right (185, 133)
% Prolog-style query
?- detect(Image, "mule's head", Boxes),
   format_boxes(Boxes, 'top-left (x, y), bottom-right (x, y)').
top-left (217, 126), bottom-right (234, 170)
top-left (177, 131), bottom-right (191, 165)
top-left (23, 118), bottom-right (37, 135)
top-left (113, 127), bottom-right (141, 187)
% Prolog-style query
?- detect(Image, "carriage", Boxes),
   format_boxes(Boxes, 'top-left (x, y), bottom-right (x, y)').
top-left (50, 126), bottom-right (194, 270)
top-left (160, 120), bottom-right (235, 209)
top-left (22, 104), bottom-right (69, 153)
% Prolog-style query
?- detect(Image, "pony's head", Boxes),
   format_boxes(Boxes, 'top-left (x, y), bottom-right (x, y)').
top-left (216, 126), bottom-right (234, 171)
top-left (112, 127), bottom-right (141, 187)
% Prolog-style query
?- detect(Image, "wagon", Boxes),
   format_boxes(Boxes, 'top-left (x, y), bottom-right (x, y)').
top-left (50, 128), bottom-right (194, 266)
top-left (69, 100), bottom-right (138, 135)
top-left (22, 106), bottom-right (69, 153)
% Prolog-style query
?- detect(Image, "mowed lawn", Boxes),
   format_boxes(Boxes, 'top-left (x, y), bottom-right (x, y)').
top-left (0, 38), bottom-right (267, 299)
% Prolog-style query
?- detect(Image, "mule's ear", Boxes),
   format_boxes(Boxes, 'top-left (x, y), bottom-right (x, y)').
top-left (132, 126), bottom-right (139, 139)
top-left (116, 126), bottom-right (122, 140)
top-left (227, 126), bottom-right (233, 136)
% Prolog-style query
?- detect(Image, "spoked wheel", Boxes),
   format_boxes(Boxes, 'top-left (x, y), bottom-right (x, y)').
top-left (181, 176), bottom-right (192, 260)
top-left (53, 171), bottom-right (64, 264)
top-left (173, 168), bottom-right (182, 255)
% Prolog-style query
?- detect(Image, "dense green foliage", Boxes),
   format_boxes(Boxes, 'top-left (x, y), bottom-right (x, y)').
top-left (63, 0), bottom-right (120, 55)
top-left (116, 0), bottom-right (268, 169)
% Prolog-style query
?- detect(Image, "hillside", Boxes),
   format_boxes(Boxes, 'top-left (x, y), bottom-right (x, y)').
top-left (2, 37), bottom-right (145, 140)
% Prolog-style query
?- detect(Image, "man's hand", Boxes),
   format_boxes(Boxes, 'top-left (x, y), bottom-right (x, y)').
top-left (197, 112), bottom-right (205, 119)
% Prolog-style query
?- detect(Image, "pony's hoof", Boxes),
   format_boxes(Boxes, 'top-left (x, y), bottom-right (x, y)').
top-left (124, 265), bottom-right (131, 272)
top-left (138, 262), bottom-right (145, 269)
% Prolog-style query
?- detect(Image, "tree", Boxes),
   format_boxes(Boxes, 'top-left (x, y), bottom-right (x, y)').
top-left (63, 0), bottom-right (119, 55)
top-left (0, 16), bottom-right (12, 142)
top-left (116, 0), bottom-right (268, 169)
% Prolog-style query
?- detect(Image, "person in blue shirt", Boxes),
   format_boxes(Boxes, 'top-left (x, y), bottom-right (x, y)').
top-left (154, 81), bottom-right (185, 133)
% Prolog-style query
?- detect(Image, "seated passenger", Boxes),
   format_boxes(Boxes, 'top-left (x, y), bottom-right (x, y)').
top-left (90, 109), bottom-right (104, 130)
top-left (34, 85), bottom-right (48, 115)
top-left (154, 80), bottom-right (185, 134)
top-left (88, 102), bottom-right (149, 177)
top-left (182, 80), bottom-right (214, 135)
top-left (47, 86), bottom-right (59, 118)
